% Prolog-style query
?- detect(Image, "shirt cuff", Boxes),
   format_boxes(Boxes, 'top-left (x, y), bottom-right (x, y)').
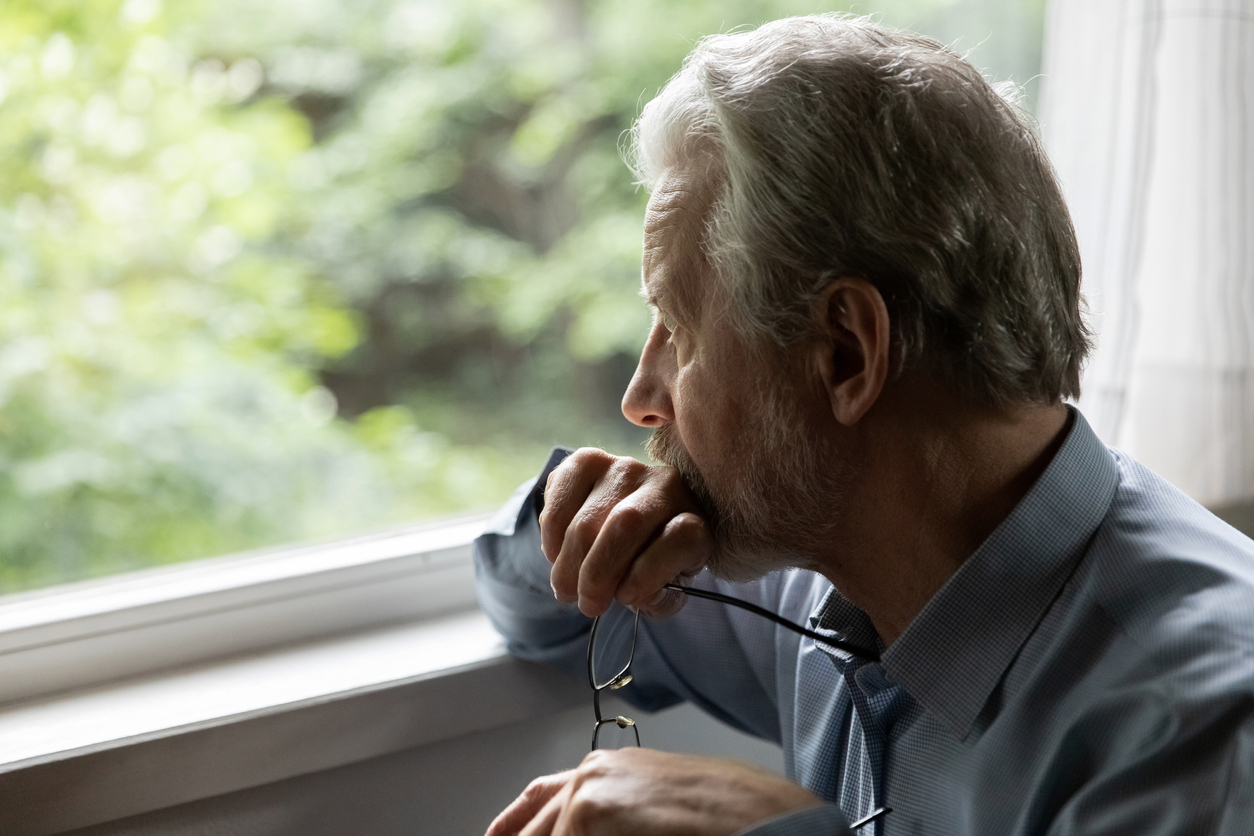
top-left (733, 804), bottom-right (851, 836)
top-left (476, 446), bottom-right (572, 594)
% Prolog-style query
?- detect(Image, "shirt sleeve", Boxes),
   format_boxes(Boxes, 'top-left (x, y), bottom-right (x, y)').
top-left (472, 447), bottom-right (796, 744)
top-left (473, 447), bottom-right (589, 670)
top-left (733, 804), bottom-right (852, 835)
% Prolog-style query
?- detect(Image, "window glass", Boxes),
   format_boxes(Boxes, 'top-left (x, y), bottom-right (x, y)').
top-left (0, 0), bottom-right (1045, 593)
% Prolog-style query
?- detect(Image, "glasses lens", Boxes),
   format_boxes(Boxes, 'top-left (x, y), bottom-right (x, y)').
top-left (590, 600), bottom-right (639, 690)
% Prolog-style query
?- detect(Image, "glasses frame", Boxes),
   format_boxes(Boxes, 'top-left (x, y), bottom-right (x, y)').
top-left (585, 582), bottom-right (889, 828)
top-left (586, 582), bottom-right (880, 750)
top-left (663, 583), bottom-right (881, 661)
top-left (587, 606), bottom-right (642, 750)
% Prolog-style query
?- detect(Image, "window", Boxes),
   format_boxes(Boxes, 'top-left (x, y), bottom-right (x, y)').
top-left (0, 0), bottom-right (1047, 596)
top-left (1, 4), bottom-right (1052, 829)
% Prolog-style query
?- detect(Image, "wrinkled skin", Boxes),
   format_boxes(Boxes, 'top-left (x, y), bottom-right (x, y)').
top-left (484, 748), bottom-right (822, 836)
top-left (539, 446), bottom-right (710, 619)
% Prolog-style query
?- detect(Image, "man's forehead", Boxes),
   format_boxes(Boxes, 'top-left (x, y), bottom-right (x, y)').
top-left (641, 168), bottom-right (713, 312)
top-left (648, 169), bottom-right (698, 217)
top-left (642, 177), bottom-right (693, 264)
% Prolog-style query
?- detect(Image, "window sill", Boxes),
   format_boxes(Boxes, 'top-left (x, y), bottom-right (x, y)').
top-left (0, 516), bottom-right (492, 705)
top-left (0, 609), bottom-right (587, 836)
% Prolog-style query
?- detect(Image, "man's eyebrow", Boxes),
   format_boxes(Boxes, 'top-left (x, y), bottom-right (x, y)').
top-left (643, 285), bottom-right (686, 323)
top-left (639, 284), bottom-right (666, 310)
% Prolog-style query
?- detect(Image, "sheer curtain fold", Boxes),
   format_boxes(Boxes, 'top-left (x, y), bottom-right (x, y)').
top-left (1040, 0), bottom-right (1254, 506)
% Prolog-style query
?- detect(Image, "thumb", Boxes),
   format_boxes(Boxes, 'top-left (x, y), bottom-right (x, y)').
top-left (637, 583), bottom-right (688, 619)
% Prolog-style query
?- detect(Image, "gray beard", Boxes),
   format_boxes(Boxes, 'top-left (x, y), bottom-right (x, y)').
top-left (645, 410), bottom-right (838, 583)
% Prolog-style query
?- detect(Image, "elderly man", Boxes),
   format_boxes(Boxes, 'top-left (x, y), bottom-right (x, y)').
top-left (473, 14), bottom-right (1254, 836)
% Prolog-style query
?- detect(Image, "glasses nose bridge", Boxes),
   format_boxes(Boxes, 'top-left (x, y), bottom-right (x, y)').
top-left (591, 714), bottom-right (642, 750)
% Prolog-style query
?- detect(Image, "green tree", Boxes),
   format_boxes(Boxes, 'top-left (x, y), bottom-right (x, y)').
top-left (0, 0), bottom-right (535, 590)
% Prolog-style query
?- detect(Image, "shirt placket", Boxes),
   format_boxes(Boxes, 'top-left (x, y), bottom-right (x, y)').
top-left (839, 658), bottom-right (907, 834)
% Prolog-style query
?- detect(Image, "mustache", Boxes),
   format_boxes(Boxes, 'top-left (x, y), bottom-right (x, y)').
top-left (645, 424), bottom-right (722, 529)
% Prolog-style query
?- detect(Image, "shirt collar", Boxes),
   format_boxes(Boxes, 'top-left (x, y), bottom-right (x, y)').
top-left (812, 408), bottom-right (1119, 741)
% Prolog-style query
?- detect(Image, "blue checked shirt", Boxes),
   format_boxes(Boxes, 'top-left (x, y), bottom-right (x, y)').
top-left (473, 411), bottom-right (1254, 835)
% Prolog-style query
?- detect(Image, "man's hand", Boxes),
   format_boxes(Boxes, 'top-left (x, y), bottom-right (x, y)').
top-left (484, 749), bottom-right (821, 836)
top-left (539, 448), bottom-right (711, 618)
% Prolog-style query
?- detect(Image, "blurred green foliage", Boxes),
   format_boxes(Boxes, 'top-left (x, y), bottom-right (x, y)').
top-left (0, 0), bottom-right (1044, 592)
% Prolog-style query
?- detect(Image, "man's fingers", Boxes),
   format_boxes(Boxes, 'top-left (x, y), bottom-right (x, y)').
top-left (576, 498), bottom-right (663, 616)
top-left (550, 502), bottom-right (610, 605)
top-left (518, 779), bottom-right (573, 836)
top-left (539, 450), bottom-right (611, 566)
top-left (550, 455), bottom-right (656, 608)
top-left (573, 466), bottom-right (702, 617)
top-left (485, 771), bottom-right (574, 836)
top-left (616, 512), bottom-right (711, 616)
top-left (540, 449), bottom-right (709, 616)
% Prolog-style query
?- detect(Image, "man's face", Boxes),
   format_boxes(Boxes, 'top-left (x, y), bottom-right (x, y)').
top-left (622, 167), bottom-right (849, 580)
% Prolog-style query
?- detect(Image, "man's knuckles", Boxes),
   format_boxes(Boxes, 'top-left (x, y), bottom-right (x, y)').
top-left (579, 743), bottom-right (665, 775)
top-left (520, 772), bottom-right (570, 806)
top-left (567, 447), bottom-right (618, 472)
top-left (542, 448), bottom-right (615, 517)
top-left (525, 771), bottom-right (569, 795)
top-left (551, 509), bottom-right (614, 605)
top-left (562, 449), bottom-right (634, 496)
top-left (563, 792), bottom-right (619, 834)
top-left (605, 455), bottom-right (646, 481)
top-left (601, 502), bottom-right (649, 541)
top-left (566, 512), bottom-right (605, 555)
top-left (543, 449), bottom-right (710, 614)
top-left (559, 753), bottom-right (621, 830)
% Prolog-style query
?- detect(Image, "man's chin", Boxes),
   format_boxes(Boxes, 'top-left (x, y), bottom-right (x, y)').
top-left (705, 541), bottom-right (807, 584)
top-left (646, 425), bottom-right (812, 583)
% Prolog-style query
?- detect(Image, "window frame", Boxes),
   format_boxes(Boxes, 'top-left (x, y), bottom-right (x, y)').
top-left (0, 512), bottom-right (609, 836)
top-left (0, 514), bottom-right (490, 705)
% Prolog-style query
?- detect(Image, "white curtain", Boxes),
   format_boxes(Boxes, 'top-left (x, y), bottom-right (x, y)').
top-left (1038, 0), bottom-right (1254, 506)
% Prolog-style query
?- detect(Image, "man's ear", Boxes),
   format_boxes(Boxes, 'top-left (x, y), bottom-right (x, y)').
top-left (812, 278), bottom-right (891, 426)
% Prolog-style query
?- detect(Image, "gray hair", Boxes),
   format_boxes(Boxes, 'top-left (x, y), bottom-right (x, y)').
top-left (629, 14), bottom-right (1089, 407)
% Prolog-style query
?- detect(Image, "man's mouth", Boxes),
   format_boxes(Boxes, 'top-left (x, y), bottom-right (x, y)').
top-left (645, 424), bottom-right (723, 530)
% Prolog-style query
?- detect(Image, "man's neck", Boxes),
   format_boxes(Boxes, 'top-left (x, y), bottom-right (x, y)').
top-left (817, 392), bottom-right (1072, 647)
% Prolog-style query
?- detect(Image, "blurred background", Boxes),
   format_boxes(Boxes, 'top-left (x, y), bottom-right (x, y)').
top-left (0, 0), bottom-right (1047, 592)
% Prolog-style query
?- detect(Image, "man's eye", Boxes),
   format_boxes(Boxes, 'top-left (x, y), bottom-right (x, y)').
top-left (659, 310), bottom-right (678, 332)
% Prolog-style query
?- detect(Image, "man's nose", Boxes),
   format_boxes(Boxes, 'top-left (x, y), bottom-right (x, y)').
top-left (621, 326), bottom-right (674, 428)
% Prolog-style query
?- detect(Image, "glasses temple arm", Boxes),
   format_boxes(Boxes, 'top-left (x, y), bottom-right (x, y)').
top-left (663, 583), bottom-right (881, 662)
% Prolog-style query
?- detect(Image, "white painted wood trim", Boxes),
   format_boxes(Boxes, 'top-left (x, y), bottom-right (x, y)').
top-left (0, 611), bottom-right (588, 836)
top-left (0, 515), bottom-right (490, 704)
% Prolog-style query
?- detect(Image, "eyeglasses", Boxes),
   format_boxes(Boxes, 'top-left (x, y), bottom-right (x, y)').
top-left (586, 582), bottom-right (888, 829)
top-left (586, 605), bottom-right (642, 750)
